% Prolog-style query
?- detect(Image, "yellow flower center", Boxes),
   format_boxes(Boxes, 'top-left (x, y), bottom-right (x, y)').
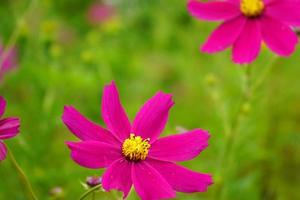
top-left (240, 0), bottom-right (264, 17)
top-left (122, 134), bottom-right (150, 161)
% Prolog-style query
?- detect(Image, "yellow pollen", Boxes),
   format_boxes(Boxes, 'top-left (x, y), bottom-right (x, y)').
top-left (240, 0), bottom-right (264, 17)
top-left (122, 134), bottom-right (150, 161)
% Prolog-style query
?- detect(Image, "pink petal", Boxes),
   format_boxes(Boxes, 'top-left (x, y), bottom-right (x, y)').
top-left (62, 106), bottom-right (120, 146)
top-left (227, 0), bottom-right (240, 5)
top-left (149, 129), bottom-right (210, 162)
top-left (66, 141), bottom-right (121, 169)
top-left (147, 159), bottom-right (213, 193)
top-left (261, 16), bottom-right (298, 57)
top-left (101, 81), bottom-right (131, 141)
top-left (102, 159), bottom-right (132, 198)
top-left (0, 96), bottom-right (6, 118)
top-left (232, 19), bottom-right (262, 64)
top-left (201, 16), bottom-right (246, 53)
top-left (187, 0), bottom-right (240, 21)
top-left (132, 92), bottom-right (174, 143)
top-left (0, 141), bottom-right (7, 161)
top-left (265, 0), bottom-right (300, 26)
top-left (264, 0), bottom-right (278, 4)
top-left (132, 162), bottom-right (176, 200)
top-left (0, 118), bottom-right (20, 140)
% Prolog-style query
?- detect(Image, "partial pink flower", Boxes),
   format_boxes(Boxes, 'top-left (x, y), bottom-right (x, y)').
top-left (86, 1), bottom-right (116, 25)
top-left (187, 0), bottom-right (300, 64)
top-left (0, 96), bottom-right (20, 161)
top-left (63, 81), bottom-right (213, 200)
top-left (0, 44), bottom-right (18, 80)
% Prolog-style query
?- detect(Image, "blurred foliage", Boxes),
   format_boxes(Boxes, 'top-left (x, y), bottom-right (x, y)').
top-left (0, 0), bottom-right (300, 199)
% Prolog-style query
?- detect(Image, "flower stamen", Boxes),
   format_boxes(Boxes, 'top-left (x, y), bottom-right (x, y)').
top-left (122, 134), bottom-right (150, 161)
top-left (240, 0), bottom-right (264, 17)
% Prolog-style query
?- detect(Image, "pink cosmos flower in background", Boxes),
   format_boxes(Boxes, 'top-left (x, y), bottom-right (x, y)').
top-left (86, 1), bottom-right (116, 25)
top-left (0, 96), bottom-right (20, 161)
top-left (63, 81), bottom-right (213, 200)
top-left (0, 44), bottom-right (18, 80)
top-left (188, 0), bottom-right (300, 64)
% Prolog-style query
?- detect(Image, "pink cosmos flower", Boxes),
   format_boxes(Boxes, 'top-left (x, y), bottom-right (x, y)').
top-left (0, 44), bottom-right (18, 80)
top-left (63, 81), bottom-right (213, 200)
top-left (188, 0), bottom-right (300, 64)
top-left (0, 96), bottom-right (20, 161)
top-left (86, 2), bottom-right (116, 25)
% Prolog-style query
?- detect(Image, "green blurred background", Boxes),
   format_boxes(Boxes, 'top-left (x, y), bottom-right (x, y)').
top-left (0, 0), bottom-right (300, 199)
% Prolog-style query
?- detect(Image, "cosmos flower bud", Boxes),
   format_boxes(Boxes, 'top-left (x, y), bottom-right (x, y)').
top-left (205, 74), bottom-right (218, 87)
top-left (86, 176), bottom-right (102, 188)
top-left (49, 187), bottom-right (64, 198)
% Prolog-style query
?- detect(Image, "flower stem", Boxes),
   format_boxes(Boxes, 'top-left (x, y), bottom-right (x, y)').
top-left (213, 65), bottom-right (251, 199)
top-left (213, 57), bottom-right (279, 199)
top-left (251, 56), bottom-right (279, 93)
top-left (7, 147), bottom-right (38, 200)
top-left (79, 185), bottom-right (102, 200)
top-left (79, 185), bottom-right (121, 200)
